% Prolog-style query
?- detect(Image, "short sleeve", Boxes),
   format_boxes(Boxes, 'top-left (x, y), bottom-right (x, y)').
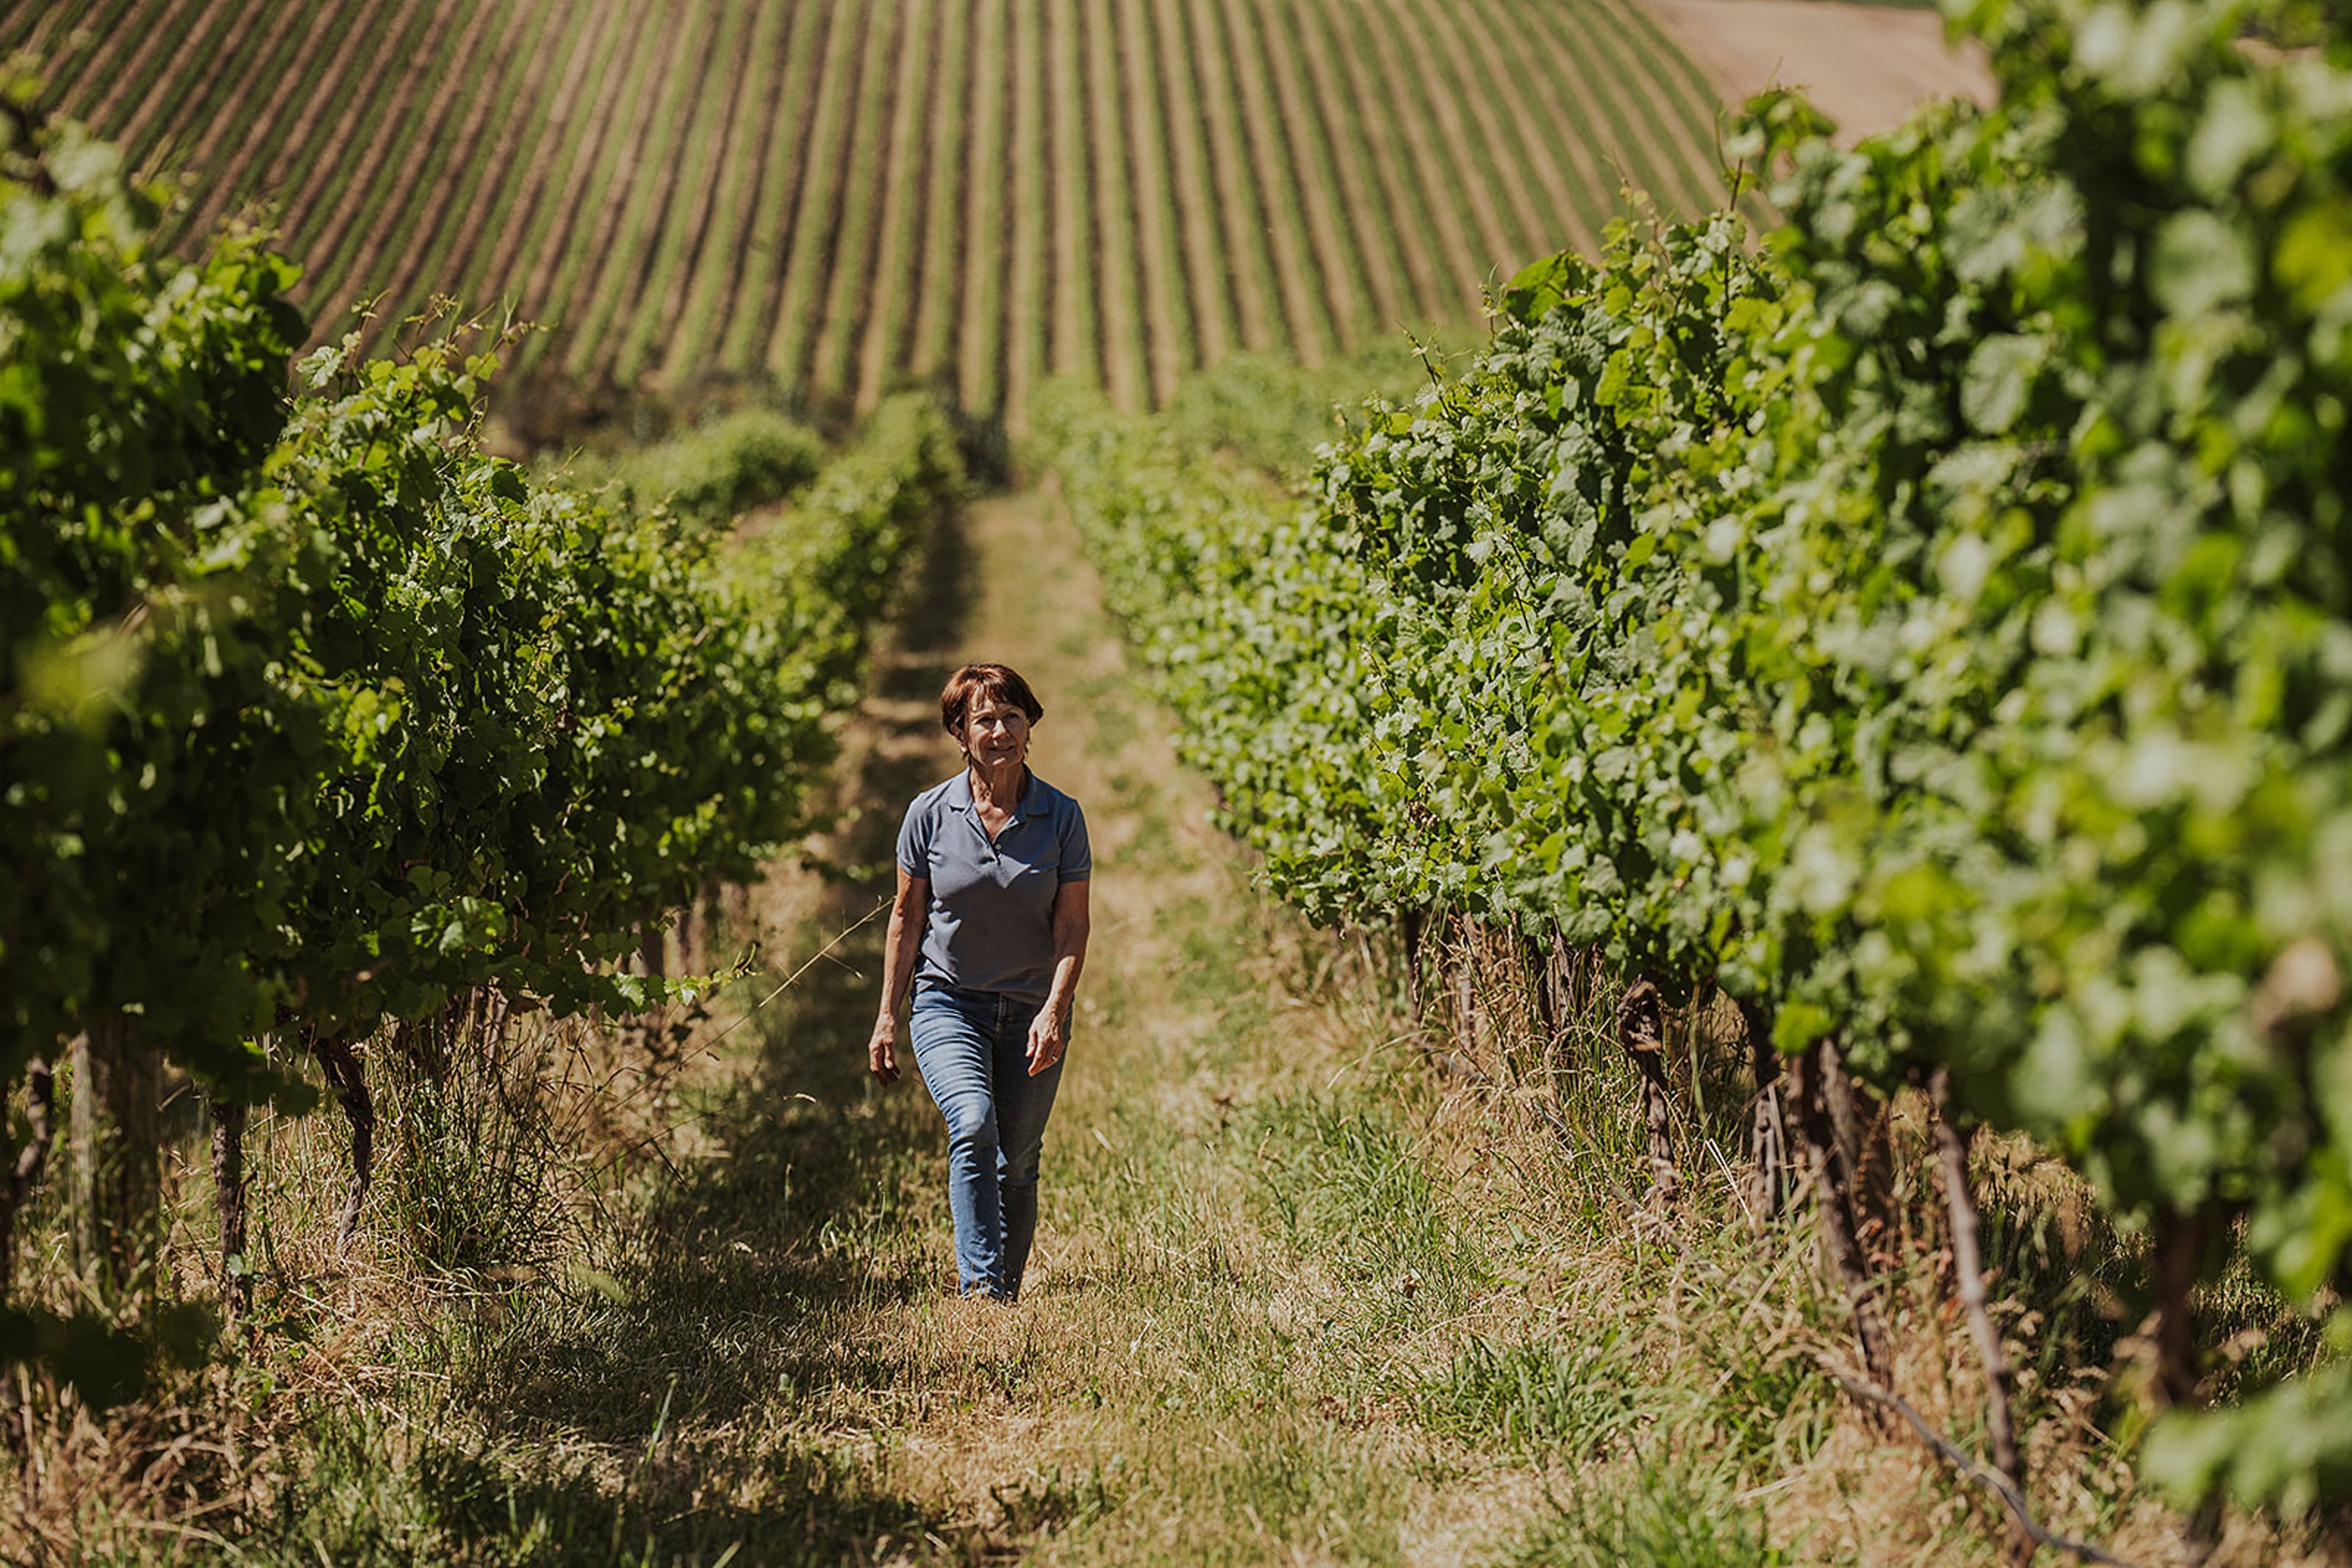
top-left (896, 795), bottom-right (933, 879)
top-left (1060, 799), bottom-right (1092, 882)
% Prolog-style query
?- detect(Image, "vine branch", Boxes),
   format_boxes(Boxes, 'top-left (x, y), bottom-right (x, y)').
top-left (1813, 1358), bottom-right (2138, 1568)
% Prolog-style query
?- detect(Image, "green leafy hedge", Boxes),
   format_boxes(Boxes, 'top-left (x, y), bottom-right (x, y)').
top-left (1050, 0), bottom-right (2352, 1521)
top-left (0, 105), bottom-right (958, 1290)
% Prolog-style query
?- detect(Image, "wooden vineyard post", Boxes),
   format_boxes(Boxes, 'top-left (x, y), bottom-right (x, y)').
top-left (70, 1018), bottom-right (159, 1304)
top-left (1825, 1059), bottom-right (1899, 1271)
top-left (1617, 978), bottom-right (1679, 1208)
top-left (1527, 924), bottom-right (1557, 1046)
top-left (2152, 1205), bottom-right (2206, 1414)
top-left (209, 1095), bottom-right (251, 1318)
top-left (1791, 1037), bottom-right (1897, 1416)
top-left (309, 1033), bottom-right (376, 1251)
top-left (1741, 1001), bottom-right (1788, 1221)
top-left (1452, 916), bottom-right (1481, 1073)
top-left (1401, 907), bottom-right (1426, 1029)
top-left (1928, 1069), bottom-right (2030, 1565)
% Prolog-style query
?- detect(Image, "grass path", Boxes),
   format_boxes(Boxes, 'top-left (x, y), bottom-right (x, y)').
top-left (427, 489), bottom-right (1588, 1564)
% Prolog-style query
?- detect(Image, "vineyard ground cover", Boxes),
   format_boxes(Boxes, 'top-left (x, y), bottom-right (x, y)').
top-left (1215, 0), bottom-right (1339, 366)
top-left (1276, 1), bottom-right (1415, 331)
top-left (710, 0), bottom-right (833, 379)
top-left (954, 0), bottom-right (1012, 416)
top-left (1446, 0), bottom-right (1605, 265)
top-left (273, 0), bottom-right (435, 273)
top-left (1082, 0), bottom-right (1149, 408)
top-left (1301, 0), bottom-right (1460, 324)
top-left (1146, 0), bottom-right (1235, 370)
top-left (1114, 0), bottom-right (1190, 407)
top-left (901, 0), bottom-right (972, 387)
top-left (1511, 0), bottom-right (1695, 219)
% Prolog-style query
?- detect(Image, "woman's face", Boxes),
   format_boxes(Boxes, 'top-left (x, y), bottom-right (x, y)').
top-left (962, 692), bottom-right (1030, 769)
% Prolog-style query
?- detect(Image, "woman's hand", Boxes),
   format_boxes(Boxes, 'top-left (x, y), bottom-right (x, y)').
top-left (870, 868), bottom-right (926, 1085)
top-left (867, 1013), bottom-right (902, 1084)
top-left (1026, 1004), bottom-right (1069, 1077)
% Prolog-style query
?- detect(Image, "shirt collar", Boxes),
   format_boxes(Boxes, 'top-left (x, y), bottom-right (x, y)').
top-left (949, 767), bottom-right (1033, 821)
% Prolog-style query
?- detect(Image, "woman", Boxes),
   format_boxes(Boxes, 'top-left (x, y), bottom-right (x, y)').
top-left (869, 662), bottom-right (1091, 1301)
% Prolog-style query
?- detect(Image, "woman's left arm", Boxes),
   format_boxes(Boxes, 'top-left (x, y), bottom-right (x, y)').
top-left (1028, 878), bottom-right (1091, 1076)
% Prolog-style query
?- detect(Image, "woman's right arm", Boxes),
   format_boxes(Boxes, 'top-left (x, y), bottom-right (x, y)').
top-left (868, 866), bottom-right (928, 1083)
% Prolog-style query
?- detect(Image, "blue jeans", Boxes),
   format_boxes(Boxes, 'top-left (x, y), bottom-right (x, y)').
top-left (908, 984), bottom-right (1066, 1300)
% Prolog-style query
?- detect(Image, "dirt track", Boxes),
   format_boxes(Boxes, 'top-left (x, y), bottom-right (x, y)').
top-left (1641, 0), bottom-right (1993, 143)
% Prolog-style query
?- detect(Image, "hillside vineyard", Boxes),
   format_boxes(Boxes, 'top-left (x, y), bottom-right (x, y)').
top-left (4, 0), bottom-right (1733, 420)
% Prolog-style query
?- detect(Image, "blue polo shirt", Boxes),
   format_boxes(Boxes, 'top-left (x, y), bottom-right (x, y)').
top-left (897, 769), bottom-right (1091, 1004)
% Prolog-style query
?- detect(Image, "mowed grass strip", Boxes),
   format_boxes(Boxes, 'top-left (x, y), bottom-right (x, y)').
top-left (1296, 0), bottom-right (1452, 325)
top-left (81, 0), bottom-right (199, 142)
top-left (953, 0), bottom-right (1011, 412)
top-left (115, 0), bottom-right (262, 170)
top-left (504, 0), bottom-right (651, 372)
top-left (1441, 0), bottom-right (1605, 261)
top-left (658, 0), bottom-right (797, 382)
top-left (1516, 0), bottom-right (1716, 218)
top-left (903, 0), bottom-right (972, 384)
top-left (1352, 0), bottom-right (1500, 306)
top-left (1045, 0), bottom-right (1101, 379)
top-left (524, 0), bottom-right (686, 373)
top-left (1465, 0), bottom-right (1620, 251)
top-left (168, 0), bottom-right (339, 240)
top-left (273, 0), bottom-right (437, 281)
top-left (30, 0), bottom-right (1754, 418)
top-left (171, 1), bottom-right (333, 241)
top-left (1588, 0), bottom-right (1735, 204)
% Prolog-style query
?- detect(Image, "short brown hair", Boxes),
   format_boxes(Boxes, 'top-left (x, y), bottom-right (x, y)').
top-left (940, 662), bottom-right (1043, 740)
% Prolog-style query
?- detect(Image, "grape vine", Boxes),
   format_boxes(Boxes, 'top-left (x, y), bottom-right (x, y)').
top-left (1050, 0), bottom-right (2352, 1522)
top-left (0, 101), bottom-right (959, 1348)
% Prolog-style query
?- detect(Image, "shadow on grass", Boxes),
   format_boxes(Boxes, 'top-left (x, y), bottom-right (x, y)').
top-left (401, 506), bottom-right (986, 1562)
